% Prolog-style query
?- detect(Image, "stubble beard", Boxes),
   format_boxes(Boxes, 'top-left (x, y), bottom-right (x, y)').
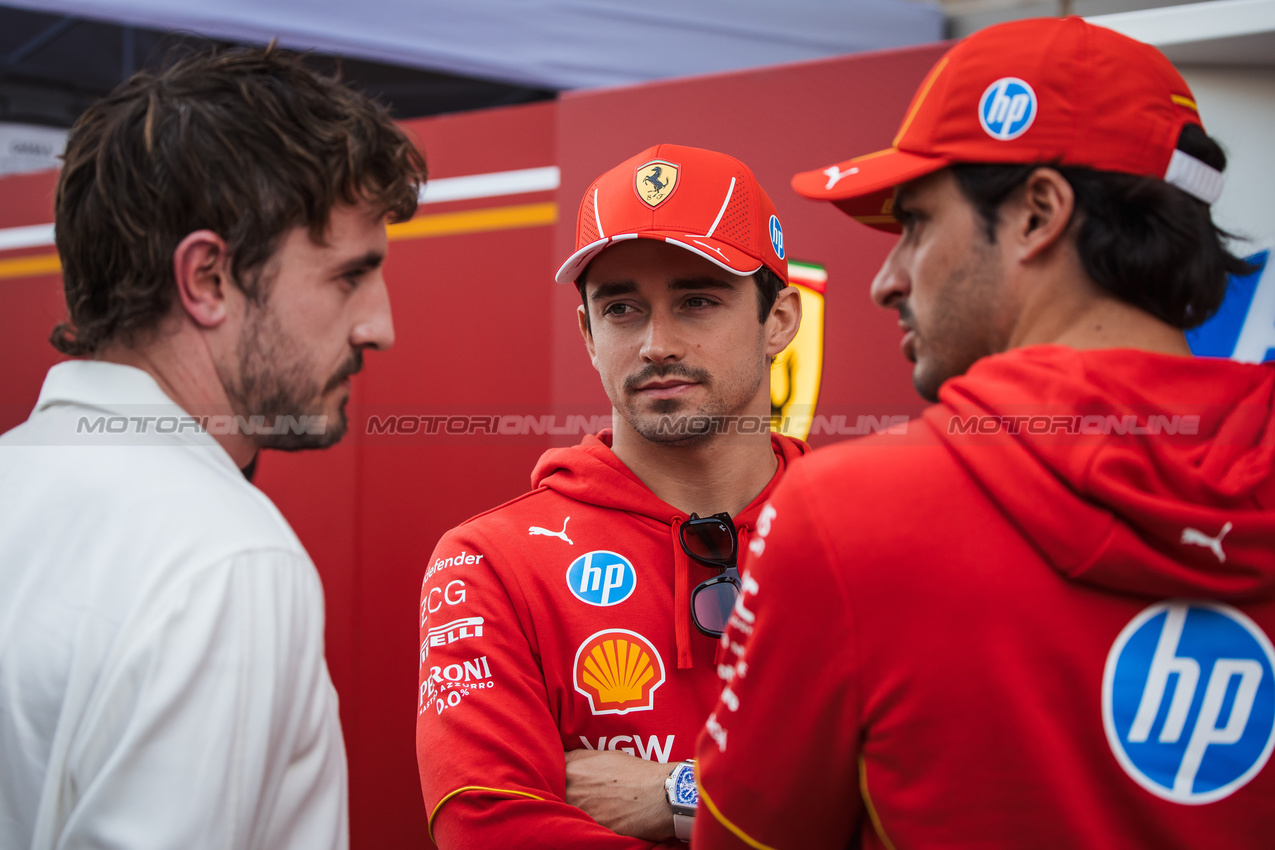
top-left (909, 237), bottom-right (1002, 403)
top-left (617, 355), bottom-right (766, 448)
top-left (218, 300), bottom-right (359, 451)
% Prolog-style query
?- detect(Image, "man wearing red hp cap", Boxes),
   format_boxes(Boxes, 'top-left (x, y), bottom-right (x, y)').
top-left (416, 144), bottom-right (805, 848)
top-left (694, 17), bottom-right (1275, 849)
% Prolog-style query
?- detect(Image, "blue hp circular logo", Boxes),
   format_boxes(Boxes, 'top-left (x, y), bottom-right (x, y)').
top-left (1102, 601), bottom-right (1275, 804)
top-left (978, 77), bottom-right (1037, 141)
top-left (565, 550), bottom-right (636, 607)
top-left (768, 215), bottom-right (785, 260)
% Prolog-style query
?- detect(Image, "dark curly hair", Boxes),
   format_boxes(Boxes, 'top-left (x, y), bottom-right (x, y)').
top-left (950, 124), bottom-right (1253, 330)
top-left (52, 44), bottom-right (427, 356)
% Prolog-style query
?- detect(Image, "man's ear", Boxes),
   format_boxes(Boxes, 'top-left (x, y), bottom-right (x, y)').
top-left (763, 284), bottom-right (802, 358)
top-left (577, 304), bottom-right (599, 368)
top-left (173, 230), bottom-right (232, 328)
top-left (1004, 167), bottom-right (1076, 264)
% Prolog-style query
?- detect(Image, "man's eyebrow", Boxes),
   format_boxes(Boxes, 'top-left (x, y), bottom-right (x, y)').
top-left (589, 281), bottom-right (637, 302)
top-left (335, 251), bottom-right (385, 276)
top-left (668, 276), bottom-right (736, 292)
top-left (588, 275), bottom-right (737, 302)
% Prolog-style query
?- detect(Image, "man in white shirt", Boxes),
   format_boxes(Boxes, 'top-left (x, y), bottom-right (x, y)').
top-left (0, 46), bottom-right (426, 850)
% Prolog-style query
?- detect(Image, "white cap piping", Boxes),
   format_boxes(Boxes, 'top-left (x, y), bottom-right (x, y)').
top-left (593, 188), bottom-right (605, 238)
top-left (663, 236), bottom-right (759, 277)
top-left (704, 177), bottom-right (736, 238)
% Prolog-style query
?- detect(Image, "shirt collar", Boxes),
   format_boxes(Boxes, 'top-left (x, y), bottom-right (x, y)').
top-left (34, 360), bottom-right (241, 472)
top-left (37, 360), bottom-right (184, 414)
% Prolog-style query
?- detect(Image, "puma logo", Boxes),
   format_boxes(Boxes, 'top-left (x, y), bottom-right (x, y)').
top-left (823, 165), bottom-right (859, 190)
top-left (689, 238), bottom-right (728, 261)
top-left (1181, 521), bottom-right (1232, 564)
top-left (529, 517), bottom-right (573, 545)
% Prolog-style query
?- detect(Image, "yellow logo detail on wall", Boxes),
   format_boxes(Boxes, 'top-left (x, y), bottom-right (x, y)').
top-left (771, 261), bottom-right (827, 440)
top-left (635, 160), bottom-right (678, 207)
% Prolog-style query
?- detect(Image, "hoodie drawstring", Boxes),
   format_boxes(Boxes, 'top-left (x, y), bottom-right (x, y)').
top-left (670, 516), bottom-right (694, 670)
top-left (712, 524), bottom-right (752, 667)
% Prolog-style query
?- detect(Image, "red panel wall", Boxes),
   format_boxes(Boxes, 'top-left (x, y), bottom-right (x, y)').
top-left (0, 42), bottom-right (945, 847)
top-left (0, 170), bottom-right (63, 434)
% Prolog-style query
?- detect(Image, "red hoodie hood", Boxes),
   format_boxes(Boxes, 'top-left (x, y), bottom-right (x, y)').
top-left (531, 430), bottom-right (811, 522)
top-left (927, 346), bottom-right (1275, 601)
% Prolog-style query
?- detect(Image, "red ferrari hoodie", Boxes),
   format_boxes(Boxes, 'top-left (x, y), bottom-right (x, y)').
top-left (694, 347), bottom-right (1275, 849)
top-left (417, 431), bottom-right (808, 849)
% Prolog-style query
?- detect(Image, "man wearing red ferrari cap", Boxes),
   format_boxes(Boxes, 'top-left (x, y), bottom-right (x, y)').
top-left (694, 16), bottom-right (1275, 850)
top-left (416, 144), bottom-right (805, 848)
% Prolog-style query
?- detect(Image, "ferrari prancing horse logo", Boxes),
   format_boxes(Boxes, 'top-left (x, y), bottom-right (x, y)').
top-left (635, 160), bottom-right (678, 207)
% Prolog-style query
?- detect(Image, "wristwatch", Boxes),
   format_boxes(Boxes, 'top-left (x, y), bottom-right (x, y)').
top-left (664, 759), bottom-right (698, 842)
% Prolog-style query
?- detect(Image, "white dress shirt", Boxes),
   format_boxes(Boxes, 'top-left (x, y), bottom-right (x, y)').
top-left (0, 361), bottom-right (348, 850)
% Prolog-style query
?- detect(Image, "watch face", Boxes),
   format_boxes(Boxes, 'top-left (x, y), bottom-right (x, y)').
top-left (673, 764), bottom-right (698, 806)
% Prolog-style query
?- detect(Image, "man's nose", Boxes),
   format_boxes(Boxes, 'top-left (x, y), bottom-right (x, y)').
top-left (351, 270), bottom-right (395, 351)
top-left (870, 242), bottom-right (911, 310)
top-left (639, 309), bottom-right (685, 363)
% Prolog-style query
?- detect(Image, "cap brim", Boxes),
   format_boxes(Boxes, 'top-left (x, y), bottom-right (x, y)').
top-left (792, 147), bottom-right (950, 232)
top-left (555, 232), bottom-right (763, 284)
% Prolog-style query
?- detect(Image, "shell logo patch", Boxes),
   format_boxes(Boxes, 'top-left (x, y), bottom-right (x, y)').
top-left (635, 160), bottom-right (678, 208)
top-left (573, 628), bottom-right (666, 715)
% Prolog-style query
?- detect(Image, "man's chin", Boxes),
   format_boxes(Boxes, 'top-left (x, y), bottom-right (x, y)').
top-left (911, 361), bottom-right (943, 403)
top-left (621, 406), bottom-right (725, 447)
top-left (253, 407), bottom-right (346, 452)
top-left (646, 397), bottom-right (690, 416)
top-left (912, 355), bottom-right (981, 405)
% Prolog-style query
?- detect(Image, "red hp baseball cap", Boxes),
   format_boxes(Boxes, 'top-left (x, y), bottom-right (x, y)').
top-left (556, 143), bottom-right (789, 285)
top-left (793, 16), bottom-right (1223, 231)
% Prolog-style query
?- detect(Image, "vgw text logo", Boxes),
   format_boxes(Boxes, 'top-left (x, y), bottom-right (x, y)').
top-left (1102, 602), bottom-right (1275, 803)
top-left (565, 550), bottom-right (636, 607)
top-left (979, 77), bottom-right (1037, 141)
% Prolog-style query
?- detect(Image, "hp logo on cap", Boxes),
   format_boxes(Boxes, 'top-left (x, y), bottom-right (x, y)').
top-left (979, 77), bottom-right (1037, 141)
top-left (1102, 601), bottom-right (1275, 804)
top-left (769, 215), bottom-right (785, 260)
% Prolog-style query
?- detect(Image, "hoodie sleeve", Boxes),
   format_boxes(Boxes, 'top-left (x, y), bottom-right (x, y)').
top-left (416, 528), bottom-right (667, 850)
top-left (692, 465), bottom-right (866, 849)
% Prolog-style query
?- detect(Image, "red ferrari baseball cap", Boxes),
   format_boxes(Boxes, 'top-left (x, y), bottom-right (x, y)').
top-left (792, 16), bottom-right (1223, 231)
top-left (556, 143), bottom-right (789, 285)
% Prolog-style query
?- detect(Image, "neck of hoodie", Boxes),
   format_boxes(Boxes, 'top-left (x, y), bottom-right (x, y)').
top-left (609, 415), bottom-right (779, 518)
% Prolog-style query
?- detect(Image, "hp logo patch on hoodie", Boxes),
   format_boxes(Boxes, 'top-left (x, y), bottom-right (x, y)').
top-left (566, 551), bottom-right (637, 607)
top-left (1103, 602), bottom-right (1275, 803)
